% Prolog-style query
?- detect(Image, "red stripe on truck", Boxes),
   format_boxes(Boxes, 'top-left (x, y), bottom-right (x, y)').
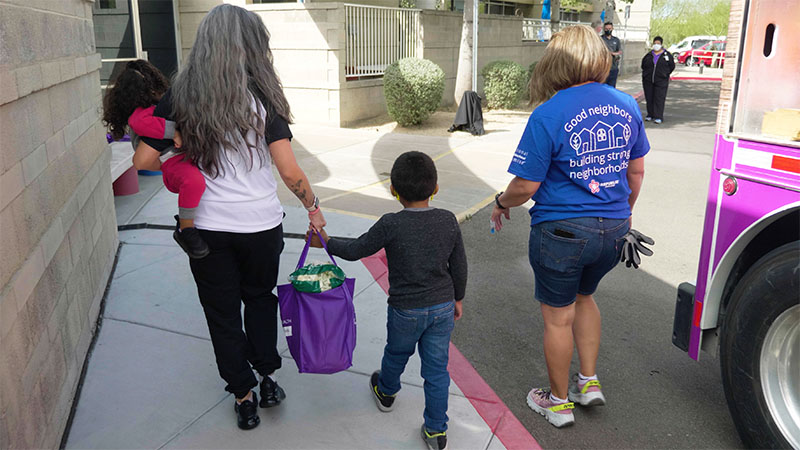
top-left (693, 300), bottom-right (703, 327)
top-left (772, 155), bottom-right (800, 174)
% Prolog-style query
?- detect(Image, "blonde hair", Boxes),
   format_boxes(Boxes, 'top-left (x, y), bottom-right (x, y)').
top-left (529, 25), bottom-right (612, 105)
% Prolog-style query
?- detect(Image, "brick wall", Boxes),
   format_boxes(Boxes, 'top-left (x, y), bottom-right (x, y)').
top-left (0, 1), bottom-right (119, 448)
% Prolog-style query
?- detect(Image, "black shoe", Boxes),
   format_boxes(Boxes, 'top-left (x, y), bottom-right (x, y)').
top-left (234, 392), bottom-right (260, 430)
top-left (259, 376), bottom-right (286, 408)
top-left (421, 424), bottom-right (448, 450)
top-left (173, 215), bottom-right (210, 259)
top-left (370, 371), bottom-right (396, 412)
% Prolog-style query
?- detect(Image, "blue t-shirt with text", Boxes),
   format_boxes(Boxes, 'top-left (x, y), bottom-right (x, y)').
top-left (508, 82), bottom-right (650, 225)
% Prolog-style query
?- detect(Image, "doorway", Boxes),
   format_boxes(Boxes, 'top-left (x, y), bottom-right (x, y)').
top-left (93, 0), bottom-right (181, 88)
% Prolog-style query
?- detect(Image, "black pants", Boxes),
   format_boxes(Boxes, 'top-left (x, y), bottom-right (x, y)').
top-left (605, 67), bottom-right (619, 88)
top-left (642, 79), bottom-right (669, 120)
top-left (189, 224), bottom-right (284, 399)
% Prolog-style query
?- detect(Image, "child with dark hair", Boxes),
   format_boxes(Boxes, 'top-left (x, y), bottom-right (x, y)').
top-left (102, 60), bottom-right (209, 258)
top-left (309, 151), bottom-right (467, 450)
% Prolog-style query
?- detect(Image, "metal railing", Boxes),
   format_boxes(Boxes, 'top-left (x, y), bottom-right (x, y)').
top-left (522, 18), bottom-right (551, 42)
top-left (522, 20), bottom-right (650, 43)
top-left (620, 25), bottom-right (650, 42)
top-left (344, 4), bottom-right (421, 79)
top-left (555, 19), bottom-right (585, 30)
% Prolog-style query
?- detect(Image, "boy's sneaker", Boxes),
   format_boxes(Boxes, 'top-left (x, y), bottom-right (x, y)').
top-left (234, 392), bottom-right (260, 430)
top-left (645, 116), bottom-right (653, 121)
top-left (421, 424), bottom-right (448, 450)
top-left (654, 118), bottom-right (663, 124)
top-left (369, 371), bottom-right (396, 412)
top-left (568, 373), bottom-right (606, 406)
top-left (526, 388), bottom-right (575, 428)
top-left (173, 215), bottom-right (210, 259)
top-left (259, 376), bottom-right (286, 408)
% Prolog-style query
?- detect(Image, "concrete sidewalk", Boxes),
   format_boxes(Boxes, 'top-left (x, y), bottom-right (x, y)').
top-left (64, 213), bottom-right (512, 449)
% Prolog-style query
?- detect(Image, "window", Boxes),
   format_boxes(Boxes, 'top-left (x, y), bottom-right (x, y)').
top-left (455, 0), bottom-right (519, 15)
top-left (98, 0), bottom-right (117, 8)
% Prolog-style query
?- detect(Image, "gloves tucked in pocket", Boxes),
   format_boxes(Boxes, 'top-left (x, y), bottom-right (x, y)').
top-left (620, 229), bottom-right (655, 269)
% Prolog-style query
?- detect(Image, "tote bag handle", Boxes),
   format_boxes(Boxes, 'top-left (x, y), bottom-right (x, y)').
top-left (296, 229), bottom-right (340, 270)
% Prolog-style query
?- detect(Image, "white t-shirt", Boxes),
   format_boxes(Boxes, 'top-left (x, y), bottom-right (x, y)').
top-left (193, 99), bottom-right (285, 233)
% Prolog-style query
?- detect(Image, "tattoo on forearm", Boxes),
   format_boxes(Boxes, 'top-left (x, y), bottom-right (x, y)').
top-left (289, 179), bottom-right (309, 205)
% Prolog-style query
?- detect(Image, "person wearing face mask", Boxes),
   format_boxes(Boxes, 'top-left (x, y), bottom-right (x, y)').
top-left (641, 36), bottom-right (675, 124)
top-left (601, 22), bottom-right (622, 87)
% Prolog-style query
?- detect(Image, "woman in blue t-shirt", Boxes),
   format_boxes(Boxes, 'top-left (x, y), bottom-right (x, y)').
top-left (490, 25), bottom-right (649, 428)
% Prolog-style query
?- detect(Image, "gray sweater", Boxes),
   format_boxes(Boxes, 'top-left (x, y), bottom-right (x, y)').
top-left (327, 207), bottom-right (467, 310)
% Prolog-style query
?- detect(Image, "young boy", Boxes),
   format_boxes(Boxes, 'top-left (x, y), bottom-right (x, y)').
top-left (310, 151), bottom-right (467, 450)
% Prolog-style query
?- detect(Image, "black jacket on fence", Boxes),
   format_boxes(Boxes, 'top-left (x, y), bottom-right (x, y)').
top-left (641, 51), bottom-right (676, 85)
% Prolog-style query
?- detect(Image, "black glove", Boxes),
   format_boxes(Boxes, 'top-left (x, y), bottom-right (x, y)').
top-left (620, 229), bottom-right (655, 269)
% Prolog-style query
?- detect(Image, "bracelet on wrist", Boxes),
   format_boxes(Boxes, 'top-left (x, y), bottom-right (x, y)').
top-left (495, 192), bottom-right (507, 209)
top-left (308, 207), bottom-right (321, 216)
top-left (305, 195), bottom-right (320, 212)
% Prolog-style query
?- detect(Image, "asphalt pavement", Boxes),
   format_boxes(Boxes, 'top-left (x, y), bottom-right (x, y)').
top-left (451, 79), bottom-right (743, 449)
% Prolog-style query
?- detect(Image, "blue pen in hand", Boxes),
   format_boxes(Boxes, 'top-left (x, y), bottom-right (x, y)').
top-left (490, 219), bottom-right (496, 234)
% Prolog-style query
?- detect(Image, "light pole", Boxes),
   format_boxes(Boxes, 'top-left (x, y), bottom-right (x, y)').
top-left (472, 0), bottom-right (478, 92)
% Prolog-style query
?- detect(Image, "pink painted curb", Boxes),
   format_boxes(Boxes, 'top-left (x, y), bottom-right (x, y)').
top-left (670, 76), bottom-right (723, 81)
top-left (361, 250), bottom-right (541, 450)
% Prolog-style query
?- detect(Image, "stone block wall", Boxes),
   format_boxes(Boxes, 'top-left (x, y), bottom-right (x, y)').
top-left (0, 1), bottom-right (119, 448)
top-left (177, 1), bottom-right (345, 125)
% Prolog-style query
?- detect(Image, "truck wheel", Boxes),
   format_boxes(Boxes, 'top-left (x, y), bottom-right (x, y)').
top-left (720, 241), bottom-right (800, 449)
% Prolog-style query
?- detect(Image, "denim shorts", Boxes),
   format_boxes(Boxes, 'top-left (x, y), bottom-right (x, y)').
top-left (528, 216), bottom-right (630, 307)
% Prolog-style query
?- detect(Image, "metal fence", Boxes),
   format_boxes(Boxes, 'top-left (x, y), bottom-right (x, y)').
top-left (620, 25), bottom-right (650, 42)
top-left (344, 4), bottom-right (421, 79)
top-left (523, 20), bottom-right (650, 43)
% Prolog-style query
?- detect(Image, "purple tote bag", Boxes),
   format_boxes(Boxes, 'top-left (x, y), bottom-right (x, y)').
top-left (277, 232), bottom-right (356, 374)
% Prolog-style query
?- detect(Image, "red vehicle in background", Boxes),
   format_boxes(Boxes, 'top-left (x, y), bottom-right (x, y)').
top-left (678, 40), bottom-right (727, 67)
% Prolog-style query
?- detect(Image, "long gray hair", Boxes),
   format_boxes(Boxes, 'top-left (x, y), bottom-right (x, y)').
top-left (171, 4), bottom-right (291, 178)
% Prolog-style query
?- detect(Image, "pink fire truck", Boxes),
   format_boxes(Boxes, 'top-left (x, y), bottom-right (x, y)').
top-left (671, 1), bottom-right (800, 448)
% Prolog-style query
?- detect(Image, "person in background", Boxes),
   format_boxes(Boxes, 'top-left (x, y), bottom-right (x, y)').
top-left (591, 20), bottom-right (603, 35)
top-left (602, 22), bottom-right (622, 87)
top-left (641, 36), bottom-right (675, 124)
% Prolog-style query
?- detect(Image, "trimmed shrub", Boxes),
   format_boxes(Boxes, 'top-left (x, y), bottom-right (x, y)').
top-left (384, 58), bottom-right (445, 126)
top-left (481, 60), bottom-right (529, 109)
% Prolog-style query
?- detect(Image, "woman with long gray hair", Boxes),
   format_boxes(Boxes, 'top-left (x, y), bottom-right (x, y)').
top-left (132, 4), bottom-right (326, 430)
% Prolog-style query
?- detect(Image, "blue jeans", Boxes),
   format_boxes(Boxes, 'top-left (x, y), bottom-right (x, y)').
top-left (379, 301), bottom-right (455, 432)
top-left (529, 217), bottom-right (630, 307)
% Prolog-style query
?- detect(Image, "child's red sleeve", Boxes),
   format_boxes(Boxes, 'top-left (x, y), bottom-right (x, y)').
top-left (128, 106), bottom-right (175, 139)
